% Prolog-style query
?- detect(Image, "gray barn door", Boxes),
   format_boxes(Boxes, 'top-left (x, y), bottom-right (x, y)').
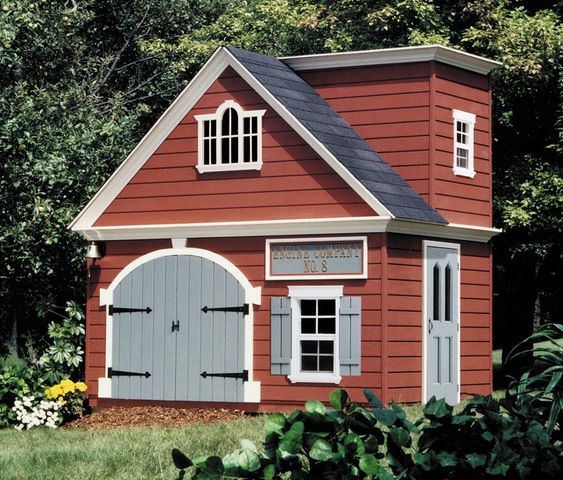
top-left (110, 255), bottom-right (246, 402)
top-left (426, 245), bottom-right (459, 405)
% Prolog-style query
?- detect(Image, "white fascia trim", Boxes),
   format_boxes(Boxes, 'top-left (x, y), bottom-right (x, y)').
top-left (74, 217), bottom-right (500, 243)
top-left (75, 216), bottom-right (391, 241)
top-left (222, 49), bottom-right (393, 219)
top-left (69, 48), bottom-right (231, 232)
top-left (280, 45), bottom-right (502, 76)
top-left (387, 220), bottom-right (501, 243)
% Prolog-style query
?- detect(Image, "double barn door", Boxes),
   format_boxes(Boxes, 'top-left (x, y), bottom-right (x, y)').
top-left (109, 255), bottom-right (246, 403)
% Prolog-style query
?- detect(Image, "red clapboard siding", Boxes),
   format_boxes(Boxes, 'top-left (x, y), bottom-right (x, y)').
top-left (93, 67), bottom-right (377, 228)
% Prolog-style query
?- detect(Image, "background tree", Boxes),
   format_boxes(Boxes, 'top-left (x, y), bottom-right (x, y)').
top-left (1, 0), bottom-right (561, 378)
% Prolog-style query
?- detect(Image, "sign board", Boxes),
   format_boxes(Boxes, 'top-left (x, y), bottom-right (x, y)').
top-left (266, 237), bottom-right (367, 280)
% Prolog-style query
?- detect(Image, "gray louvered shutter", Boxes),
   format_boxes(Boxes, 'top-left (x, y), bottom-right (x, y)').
top-left (339, 297), bottom-right (361, 376)
top-left (271, 297), bottom-right (291, 375)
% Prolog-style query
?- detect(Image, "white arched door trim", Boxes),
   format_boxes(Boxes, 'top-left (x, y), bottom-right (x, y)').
top-left (97, 248), bottom-right (261, 403)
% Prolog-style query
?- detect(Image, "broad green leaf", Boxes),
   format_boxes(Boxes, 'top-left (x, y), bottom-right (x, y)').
top-left (195, 456), bottom-right (224, 480)
top-left (239, 450), bottom-right (261, 472)
top-left (465, 453), bottom-right (486, 468)
top-left (330, 389), bottom-right (348, 410)
top-left (265, 413), bottom-right (286, 434)
top-left (372, 408), bottom-right (397, 426)
top-left (240, 439), bottom-right (258, 453)
top-left (389, 426), bottom-right (410, 447)
top-left (344, 432), bottom-right (365, 457)
top-left (359, 453), bottom-right (379, 475)
top-left (263, 464), bottom-right (277, 479)
top-left (391, 400), bottom-right (407, 420)
top-left (171, 448), bottom-right (193, 469)
top-left (305, 399), bottom-right (326, 414)
top-left (279, 429), bottom-right (303, 455)
top-left (364, 389), bottom-right (384, 408)
top-left (310, 439), bottom-right (334, 461)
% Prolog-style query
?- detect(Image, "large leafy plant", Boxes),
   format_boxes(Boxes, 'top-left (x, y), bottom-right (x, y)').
top-left (507, 323), bottom-right (563, 443)
top-left (172, 387), bottom-right (562, 479)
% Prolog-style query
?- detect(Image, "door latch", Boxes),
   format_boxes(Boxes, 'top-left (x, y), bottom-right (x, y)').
top-left (428, 318), bottom-right (434, 334)
top-left (171, 320), bottom-right (180, 332)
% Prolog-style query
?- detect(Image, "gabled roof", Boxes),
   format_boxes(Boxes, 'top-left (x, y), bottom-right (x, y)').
top-left (70, 45), bottom-right (452, 235)
top-left (226, 46), bottom-right (446, 224)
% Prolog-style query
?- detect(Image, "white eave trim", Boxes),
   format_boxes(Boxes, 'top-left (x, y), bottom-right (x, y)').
top-left (280, 44), bottom-right (502, 76)
top-left (73, 217), bottom-right (501, 243)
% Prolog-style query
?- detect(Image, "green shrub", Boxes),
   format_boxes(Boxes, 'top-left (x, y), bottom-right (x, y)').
top-left (507, 323), bottom-right (563, 443)
top-left (0, 355), bottom-right (47, 428)
top-left (172, 388), bottom-right (562, 479)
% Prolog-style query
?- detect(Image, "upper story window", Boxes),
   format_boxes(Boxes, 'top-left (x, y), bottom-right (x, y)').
top-left (452, 109), bottom-right (476, 178)
top-left (195, 100), bottom-right (266, 173)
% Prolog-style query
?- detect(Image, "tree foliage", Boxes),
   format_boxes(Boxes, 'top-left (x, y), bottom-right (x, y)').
top-left (1, 0), bottom-right (562, 359)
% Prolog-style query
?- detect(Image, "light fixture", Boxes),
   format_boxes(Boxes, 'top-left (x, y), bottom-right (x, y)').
top-left (85, 242), bottom-right (103, 260)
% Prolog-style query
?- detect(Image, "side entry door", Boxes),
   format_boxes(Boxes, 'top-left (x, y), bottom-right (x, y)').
top-left (425, 243), bottom-right (460, 405)
top-left (109, 255), bottom-right (246, 403)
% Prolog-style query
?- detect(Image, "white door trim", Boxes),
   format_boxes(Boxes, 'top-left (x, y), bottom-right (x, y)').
top-left (422, 240), bottom-right (461, 404)
top-left (97, 248), bottom-right (261, 402)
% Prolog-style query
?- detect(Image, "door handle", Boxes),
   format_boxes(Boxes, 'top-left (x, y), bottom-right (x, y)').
top-left (171, 320), bottom-right (179, 332)
top-left (428, 318), bottom-right (433, 334)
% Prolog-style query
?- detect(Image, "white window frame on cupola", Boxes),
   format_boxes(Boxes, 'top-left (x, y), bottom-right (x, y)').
top-left (195, 100), bottom-right (266, 173)
top-left (452, 109), bottom-right (476, 178)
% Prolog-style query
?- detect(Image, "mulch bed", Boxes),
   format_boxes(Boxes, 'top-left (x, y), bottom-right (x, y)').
top-left (61, 406), bottom-right (248, 430)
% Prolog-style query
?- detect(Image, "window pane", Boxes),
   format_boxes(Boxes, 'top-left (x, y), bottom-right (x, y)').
top-left (244, 117), bottom-right (250, 134)
top-left (301, 300), bottom-right (316, 316)
top-left (318, 299), bottom-right (335, 316)
top-left (319, 341), bottom-right (334, 354)
top-left (203, 139), bottom-right (210, 165)
top-left (221, 138), bottom-right (229, 163)
top-left (210, 139), bottom-right (216, 164)
top-left (318, 317), bottom-right (335, 334)
top-left (252, 116), bottom-right (258, 133)
top-left (251, 136), bottom-right (258, 162)
top-left (301, 341), bottom-right (318, 354)
top-left (301, 317), bottom-right (316, 334)
top-left (319, 355), bottom-right (334, 372)
top-left (204, 120), bottom-right (210, 137)
top-left (243, 136), bottom-right (250, 162)
top-left (211, 120), bottom-right (216, 137)
top-left (301, 355), bottom-right (317, 372)
top-left (456, 148), bottom-right (469, 169)
top-left (231, 137), bottom-right (238, 163)
top-left (231, 109), bottom-right (238, 134)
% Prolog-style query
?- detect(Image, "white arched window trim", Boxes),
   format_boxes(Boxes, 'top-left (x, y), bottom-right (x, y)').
top-left (195, 100), bottom-right (266, 173)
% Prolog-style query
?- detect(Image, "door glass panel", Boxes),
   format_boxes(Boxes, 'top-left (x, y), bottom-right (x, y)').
top-left (433, 263), bottom-right (441, 321)
top-left (434, 337), bottom-right (441, 384)
top-left (445, 263), bottom-right (452, 322)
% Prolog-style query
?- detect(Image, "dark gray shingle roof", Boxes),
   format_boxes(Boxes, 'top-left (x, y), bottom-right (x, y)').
top-left (225, 46), bottom-right (447, 224)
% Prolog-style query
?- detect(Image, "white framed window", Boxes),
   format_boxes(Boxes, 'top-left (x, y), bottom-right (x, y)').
top-left (288, 285), bottom-right (343, 384)
top-left (452, 109), bottom-right (476, 178)
top-left (195, 100), bottom-right (266, 173)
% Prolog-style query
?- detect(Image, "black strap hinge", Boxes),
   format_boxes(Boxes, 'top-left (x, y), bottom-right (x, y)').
top-left (108, 368), bottom-right (151, 378)
top-left (200, 370), bottom-right (248, 382)
top-left (201, 304), bottom-right (249, 315)
top-left (109, 306), bottom-right (152, 315)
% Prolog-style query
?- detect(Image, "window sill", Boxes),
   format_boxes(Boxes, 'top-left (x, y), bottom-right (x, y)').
top-left (452, 166), bottom-right (476, 178)
top-left (288, 373), bottom-right (342, 384)
top-left (197, 162), bottom-right (262, 174)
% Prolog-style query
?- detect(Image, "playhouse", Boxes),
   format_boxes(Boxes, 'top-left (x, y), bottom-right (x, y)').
top-left (71, 45), bottom-right (500, 411)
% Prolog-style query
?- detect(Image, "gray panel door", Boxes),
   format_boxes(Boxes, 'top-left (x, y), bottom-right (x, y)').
top-left (426, 245), bottom-right (459, 404)
top-left (111, 255), bottom-right (245, 402)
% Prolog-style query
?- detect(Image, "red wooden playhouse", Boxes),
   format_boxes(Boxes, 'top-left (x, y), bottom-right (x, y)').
top-left (71, 45), bottom-right (501, 411)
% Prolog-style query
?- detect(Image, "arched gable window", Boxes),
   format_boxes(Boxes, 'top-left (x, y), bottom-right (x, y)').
top-left (196, 100), bottom-right (266, 173)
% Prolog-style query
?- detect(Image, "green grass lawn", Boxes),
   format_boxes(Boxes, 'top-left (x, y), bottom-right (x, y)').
top-left (0, 349), bottom-right (510, 480)
top-left (0, 416), bottom-right (267, 480)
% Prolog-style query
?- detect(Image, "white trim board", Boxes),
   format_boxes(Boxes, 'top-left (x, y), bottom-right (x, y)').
top-left (280, 44), bottom-right (501, 75)
top-left (75, 217), bottom-right (501, 243)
